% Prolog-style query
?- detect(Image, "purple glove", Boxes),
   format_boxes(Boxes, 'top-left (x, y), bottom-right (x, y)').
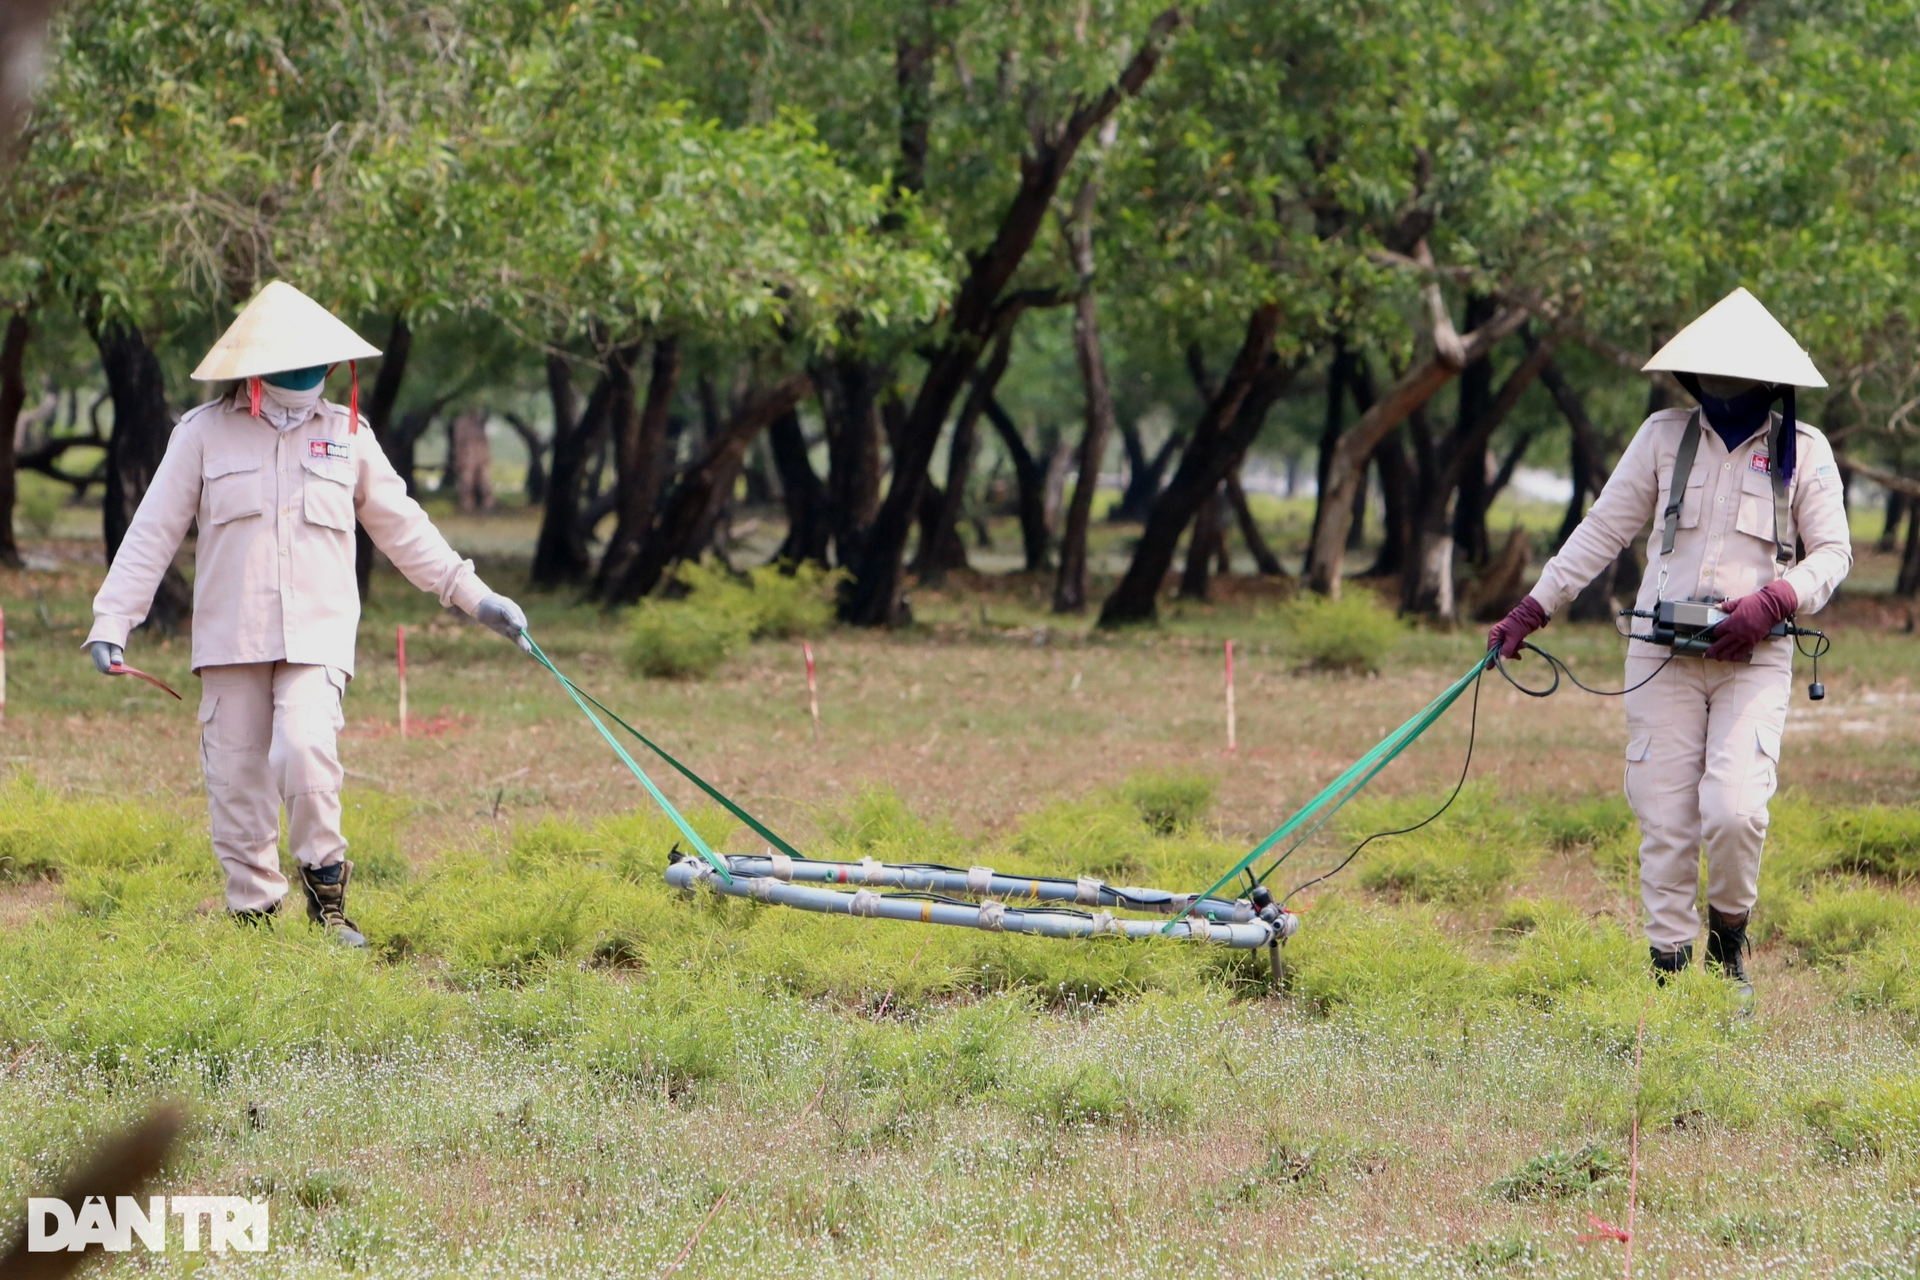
top-left (1704, 580), bottom-right (1798, 664)
top-left (1487, 596), bottom-right (1549, 660)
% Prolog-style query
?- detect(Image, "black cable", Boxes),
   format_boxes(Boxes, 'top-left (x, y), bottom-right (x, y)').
top-left (1277, 664), bottom-right (1486, 909)
top-left (1493, 641), bottom-right (1675, 698)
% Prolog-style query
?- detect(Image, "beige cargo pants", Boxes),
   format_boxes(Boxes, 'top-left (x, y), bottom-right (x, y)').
top-left (198, 662), bottom-right (348, 911)
top-left (1621, 643), bottom-right (1792, 951)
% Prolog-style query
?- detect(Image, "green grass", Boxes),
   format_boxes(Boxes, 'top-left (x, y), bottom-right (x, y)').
top-left (6, 541), bottom-right (1920, 1276)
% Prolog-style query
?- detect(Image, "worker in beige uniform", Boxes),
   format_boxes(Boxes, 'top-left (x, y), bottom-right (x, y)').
top-left (1488, 289), bottom-right (1852, 1002)
top-left (84, 282), bottom-right (532, 947)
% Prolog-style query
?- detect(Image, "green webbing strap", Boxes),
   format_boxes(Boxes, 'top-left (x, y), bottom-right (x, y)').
top-left (522, 633), bottom-right (733, 883)
top-left (530, 657), bottom-right (806, 864)
top-left (1168, 651), bottom-right (1494, 931)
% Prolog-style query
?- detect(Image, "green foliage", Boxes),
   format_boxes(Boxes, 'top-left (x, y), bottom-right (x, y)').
top-left (1283, 897), bottom-right (1493, 1018)
top-left (626, 560), bottom-right (843, 679)
top-left (1350, 785), bottom-right (1530, 904)
top-left (1277, 593), bottom-right (1403, 674)
top-left (1806, 1077), bottom-right (1920, 1159)
top-left (12, 473), bottom-right (62, 539)
top-left (1490, 1143), bottom-right (1623, 1202)
top-left (672, 559), bottom-right (843, 641)
top-left (1780, 885), bottom-right (1915, 966)
top-left (1820, 806), bottom-right (1920, 881)
top-left (1532, 793), bottom-right (1634, 852)
top-left (0, 774), bottom-right (210, 916)
top-left (626, 598), bottom-right (752, 679)
top-left (1118, 770), bottom-right (1217, 835)
top-left (341, 793), bottom-right (413, 885)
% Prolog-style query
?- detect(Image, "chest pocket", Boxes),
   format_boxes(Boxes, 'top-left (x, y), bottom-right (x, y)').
top-left (300, 455), bottom-right (357, 532)
top-left (1657, 459), bottom-right (1709, 535)
top-left (203, 459), bottom-right (266, 526)
top-left (1733, 466), bottom-right (1785, 545)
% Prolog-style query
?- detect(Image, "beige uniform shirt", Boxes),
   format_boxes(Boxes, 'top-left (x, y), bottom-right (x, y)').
top-left (87, 395), bottom-right (491, 676)
top-left (1528, 407), bottom-right (1852, 654)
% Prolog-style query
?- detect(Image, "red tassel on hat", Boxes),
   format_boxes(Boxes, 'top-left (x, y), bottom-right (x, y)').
top-left (248, 377), bottom-right (262, 417)
top-left (349, 361), bottom-right (359, 434)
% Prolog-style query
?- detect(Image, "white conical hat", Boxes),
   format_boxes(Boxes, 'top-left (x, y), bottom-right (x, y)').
top-left (1642, 287), bottom-right (1826, 388)
top-left (191, 280), bottom-right (381, 381)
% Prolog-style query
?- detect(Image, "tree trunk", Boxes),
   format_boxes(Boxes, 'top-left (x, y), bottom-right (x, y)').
top-left (840, 7), bottom-right (1181, 626)
top-left (0, 309), bottom-right (28, 567)
top-left (1311, 346), bottom-right (1356, 554)
top-left (503, 413), bottom-right (548, 505)
top-left (1447, 300), bottom-right (1499, 566)
top-left (1898, 504), bottom-right (1920, 598)
top-left (814, 355), bottom-right (884, 569)
top-left (919, 327), bottom-right (1014, 586)
top-left (1226, 472), bottom-right (1285, 576)
top-left (449, 410), bottom-right (493, 513)
top-left (984, 396), bottom-right (1050, 572)
top-left (355, 312), bottom-right (413, 599)
top-left (1111, 423), bottom-right (1184, 521)
top-left (770, 407), bottom-right (831, 566)
top-left (1178, 482), bottom-right (1228, 600)
top-left (1365, 430), bottom-right (1411, 578)
top-left (1880, 490), bottom-right (1905, 554)
top-left (1099, 304), bottom-right (1292, 627)
top-left (95, 320), bottom-right (191, 632)
top-left (1306, 291), bottom-right (1529, 596)
top-left (532, 353), bottom-right (615, 587)
top-left (606, 372), bottom-right (813, 605)
top-left (594, 337), bottom-right (678, 599)
top-left (1403, 330), bottom-right (1553, 619)
top-left (1053, 181), bottom-right (1117, 613)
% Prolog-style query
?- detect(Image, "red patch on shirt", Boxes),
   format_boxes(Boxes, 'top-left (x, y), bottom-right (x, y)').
top-left (1749, 453), bottom-right (1770, 473)
top-left (309, 439), bottom-right (329, 457)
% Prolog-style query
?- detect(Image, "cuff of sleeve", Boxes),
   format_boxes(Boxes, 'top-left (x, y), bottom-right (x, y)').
top-left (84, 615), bottom-right (134, 650)
top-left (1522, 589), bottom-right (1555, 621)
top-left (446, 566), bottom-right (492, 617)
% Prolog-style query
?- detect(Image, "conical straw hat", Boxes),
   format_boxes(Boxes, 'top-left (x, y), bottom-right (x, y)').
top-left (1642, 287), bottom-right (1826, 388)
top-left (191, 281), bottom-right (381, 381)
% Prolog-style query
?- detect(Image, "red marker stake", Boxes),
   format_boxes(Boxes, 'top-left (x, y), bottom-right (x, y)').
top-left (803, 641), bottom-right (820, 741)
top-left (397, 625), bottom-right (409, 738)
top-left (1224, 638), bottom-right (1237, 754)
top-left (107, 663), bottom-right (182, 699)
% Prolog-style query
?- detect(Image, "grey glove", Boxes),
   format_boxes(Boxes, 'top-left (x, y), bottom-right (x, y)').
top-left (476, 594), bottom-right (532, 653)
top-left (89, 641), bottom-right (124, 674)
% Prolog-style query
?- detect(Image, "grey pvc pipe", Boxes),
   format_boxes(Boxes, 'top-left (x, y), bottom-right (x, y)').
top-left (664, 860), bottom-right (1278, 948)
top-left (715, 853), bottom-right (1254, 923)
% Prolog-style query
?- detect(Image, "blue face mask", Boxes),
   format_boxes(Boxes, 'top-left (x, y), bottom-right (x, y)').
top-left (263, 365), bottom-right (328, 391)
top-left (1676, 373), bottom-right (1796, 484)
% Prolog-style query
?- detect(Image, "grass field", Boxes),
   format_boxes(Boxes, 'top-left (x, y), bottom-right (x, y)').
top-left (2, 503), bottom-right (1919, 1278)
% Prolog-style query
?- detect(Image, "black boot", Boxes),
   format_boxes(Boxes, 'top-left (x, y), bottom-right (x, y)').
top-left (230, 898), bottom-right (282, 926)
top-left (299, 861), bottom-right (367, 949)
top-left (1706, 907), bottom-right (1754, 1009)
top-left (1650, 943), bottom-right (1692, 984)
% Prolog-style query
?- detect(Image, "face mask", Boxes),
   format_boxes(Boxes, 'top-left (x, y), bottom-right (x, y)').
top-left (1677, 372), bottom-right (1776, 451)
top-left (256, 379), bottom-right (324, 430)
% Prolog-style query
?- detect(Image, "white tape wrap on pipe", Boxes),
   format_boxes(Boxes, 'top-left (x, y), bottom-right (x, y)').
top-left (770, 853), bottom-right (794, 881)
top-left (977, 901), bottom-right (1007, 931)
top-left (1075, 876), bottom-right (1101, 905)
top-left (850, 890), bottom-right (883, 917)
top-left (859, 856), bottom-right (886, 885)
top-left (967, 866), bottom-right (995, 896)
